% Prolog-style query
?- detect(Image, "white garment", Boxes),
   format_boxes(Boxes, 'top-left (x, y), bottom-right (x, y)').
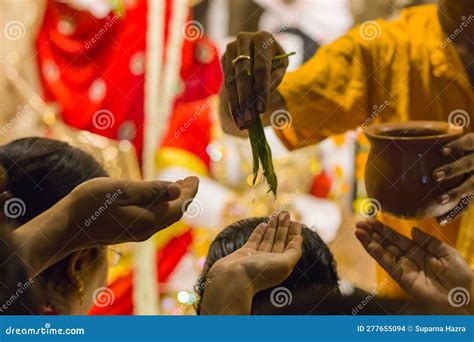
top-left (256, 0), bottom-right (354, 46)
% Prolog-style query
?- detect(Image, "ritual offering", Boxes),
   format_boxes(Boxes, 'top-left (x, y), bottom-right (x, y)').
top-left (364, 121), bottom-right (465, 219)
top-left (249, 52), bottom-right (296, 196)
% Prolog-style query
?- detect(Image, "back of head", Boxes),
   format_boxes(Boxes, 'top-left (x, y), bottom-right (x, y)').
top-left (0, 137), bottom-right (107, 224)
top-left (0, 137), bottom-right (108, 314)
top-left (196, 217), bottom-right (340, 315)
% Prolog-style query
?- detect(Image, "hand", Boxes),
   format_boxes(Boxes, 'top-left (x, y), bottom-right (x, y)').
top-left (222, 31), bottom-right (288, 130)
top-left (355, 219), bottom-right (473, 314)
top-left (433, 133), bottom-right (473, 224)
top-left (13, 176), bottom-right (199, 274)
top-left (68, 176), bottom-right (200, 245)
top-left (201, 212), bottom-right (302, 315)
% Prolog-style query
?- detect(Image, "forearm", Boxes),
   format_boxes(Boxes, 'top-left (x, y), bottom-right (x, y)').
top-left (11, 196), bottom-right (79, 275)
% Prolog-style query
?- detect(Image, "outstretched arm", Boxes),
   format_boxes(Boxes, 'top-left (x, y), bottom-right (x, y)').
top-left (12, 176), bottom-right (199, 275)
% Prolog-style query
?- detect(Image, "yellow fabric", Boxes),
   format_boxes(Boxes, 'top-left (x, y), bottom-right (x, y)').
top-left (277, 4), bottom-right (473, 297)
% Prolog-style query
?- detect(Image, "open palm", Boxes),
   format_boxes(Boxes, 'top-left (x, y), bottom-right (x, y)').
top-left (356, 219), bottom-right (472, 312)
top-left (211, 212), bottom-right (303, 294)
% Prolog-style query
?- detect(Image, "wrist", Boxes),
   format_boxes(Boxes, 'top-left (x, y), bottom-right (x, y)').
top-left (201, 263), bottom-right (255, 315)
top-left (12, 196), bottom-right (76, 275)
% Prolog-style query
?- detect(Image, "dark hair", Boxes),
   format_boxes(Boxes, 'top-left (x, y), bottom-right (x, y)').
top-left (0, 137), bottom-right (107, 224)
top-left (0, 229), bottom-right (39, 314)
top-left (0, 138), bottom-right (108, 313)
top-left (195, 217), bottom-right (340, 315)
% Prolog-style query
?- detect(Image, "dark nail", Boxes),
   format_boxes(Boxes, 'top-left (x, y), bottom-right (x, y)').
top-left (434, 170), bottom-right (446, 182)
top-left (442, 147), bottom-right (452, 156)
top-left (437, 194), bottom-right (451, 205)
top-left (235, 116), bottom-right (245, 129)
top-left (256, 99), bottom-right (265, 114)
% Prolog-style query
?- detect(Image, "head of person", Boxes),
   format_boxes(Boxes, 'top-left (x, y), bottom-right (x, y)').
top-left (0, 137), bottom-right (109, 314)
top-left (195, 217), bottom-right (340, 315)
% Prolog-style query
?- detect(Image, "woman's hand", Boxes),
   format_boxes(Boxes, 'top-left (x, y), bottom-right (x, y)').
top-left (433, 133), bottom-right (473, 224)
top-left (13, 176), bottom-right (199, 274)
top-left (68, 176), bottom-right (199, 245)
top-left (222, 31), bottom-right (288, 130)
top-left (355, 219), bottom-right (473, 314)
top-left (200, 212), bottom-right (302, 315)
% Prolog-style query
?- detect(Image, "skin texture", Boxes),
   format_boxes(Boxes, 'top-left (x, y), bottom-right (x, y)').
top-left (219, 1), bottom-right (473, 220)
top-left (9, 176), bottom-right (199, 314)
top-left (355, 219), bottom-right (474, 315)
top-left (200, 212), bottom-right (303, 315)
top-left (433, 133), bottom-right (474, 223)
top-left (12, 176), bottom-right (200, 276)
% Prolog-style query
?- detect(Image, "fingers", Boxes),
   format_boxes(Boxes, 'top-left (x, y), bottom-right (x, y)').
top-left (223, 43), bottom-right (244, 129)
top-left (356, 219), bottom-right (414, 254)
top-left (283, 221), bottom-right (303, 262)
top-left (355, 231), bottom-right (403, 281)
top-left (435, 176), bottom-right (473, 207)
top-left (442, 133), bottom-right (474, 155)
top-left (234, 33), bottom-right (256, 128)
top-left (165, 176), bottom-right (200, 223)
top-left (272, 212), bottom-right (290, 253)
top-left (411, 227), bottom-right (453, 257)
top-left (253, 32), bottom-right (276, 114)
top-left (115, 179), bottom-right (180, 206)
top-left (259, 214), bottom-right (278, 252)
top-left (244, 222), bottom-right (267, 249)
top-left (433, 154), bottom-right (473, 183)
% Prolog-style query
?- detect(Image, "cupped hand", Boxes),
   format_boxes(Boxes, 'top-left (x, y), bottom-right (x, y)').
top-left (210, 211), bottom-right (302, 294)
top-left (69, 176), bottom-right (200, 246)
top-left (355, 219), bottom-right (473, 313)
top-left (433, 133), bottom-right (473, 224)
top-left (222, 31), bottom-right (288, 129)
